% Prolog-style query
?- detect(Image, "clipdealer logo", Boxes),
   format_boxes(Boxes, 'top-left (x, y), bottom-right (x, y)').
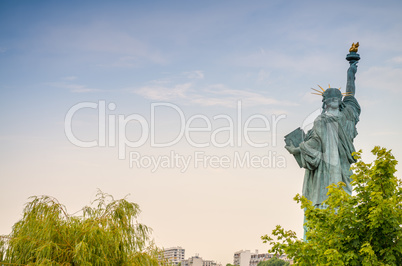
top-left (64, 101), bottom-right (287, 171)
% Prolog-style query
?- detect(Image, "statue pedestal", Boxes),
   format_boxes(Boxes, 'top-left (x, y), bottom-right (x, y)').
top-left (346, 51), bottom-right (360, 65)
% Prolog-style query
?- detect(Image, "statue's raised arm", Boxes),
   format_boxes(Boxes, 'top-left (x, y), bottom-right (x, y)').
top-left (346, 62), bottom-right (358, 96)
top-left (345, 42), bottom-right (360, 97)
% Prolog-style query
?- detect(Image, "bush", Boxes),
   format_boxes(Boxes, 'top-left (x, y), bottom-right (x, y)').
top-left (262, 147), bottom-right (402, 265)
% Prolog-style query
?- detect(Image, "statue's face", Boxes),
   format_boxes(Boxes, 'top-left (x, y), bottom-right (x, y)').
top-left (325, 97), bottom-right (340, 110)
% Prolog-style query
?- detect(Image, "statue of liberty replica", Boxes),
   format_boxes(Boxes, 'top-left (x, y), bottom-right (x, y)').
top-left (285, 43), bottom-right (361, 232)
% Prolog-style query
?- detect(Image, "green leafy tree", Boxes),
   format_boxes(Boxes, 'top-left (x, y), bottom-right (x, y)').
top-left (0, 191), bottom-right (164, 265)
top-left (257, 256), bottom-right (290, 266)
top-left (262, 147), bottom-right (402, 265)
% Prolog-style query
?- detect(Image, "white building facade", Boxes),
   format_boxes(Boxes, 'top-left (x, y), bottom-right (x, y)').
top-left (234, 250), bottom-right (292, 265)
top-left (162, 246), bottom-right (185, 265)
top-left (249, 252), bottom-right (274, 266)
top-left (181, 255), bottom-right (221, 266)
top-left (233, 250), bottom-right (251, 266)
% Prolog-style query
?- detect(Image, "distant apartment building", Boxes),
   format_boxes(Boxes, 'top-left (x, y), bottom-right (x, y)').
top-left (162, 246), bottom-right (185, 265)
top-left (181, 254), bottom-right (221, 266)
top-left (234, 250), bottom-right (292, 265)
top-left (249, 251), bottom-right (274, 266)
top-left (233, 250), bottom-right (251, 266)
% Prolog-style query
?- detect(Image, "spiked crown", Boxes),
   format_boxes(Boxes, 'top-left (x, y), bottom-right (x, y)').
top-left (311, 85), bottom-right (352, 100)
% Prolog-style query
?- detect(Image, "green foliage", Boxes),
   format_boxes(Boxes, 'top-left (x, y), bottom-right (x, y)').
top-left (257, 256), bottom-right (290, 266)
top-left (0, 190), bottom-right (163, 265)
top-left (261, 147), bottom-right (402, 265)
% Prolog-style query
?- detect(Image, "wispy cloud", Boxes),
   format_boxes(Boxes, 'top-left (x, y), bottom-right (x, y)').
top-left (183, 70), bottom-right (204, 79)
top-left (359, 66), bottom-right (402, 93)
top-left (41, 23), bottom-right (167, 68)
top-left (46, 82), bottom-right (99, 93)
top-left (257, 69), bottom-right (270, 82)
top-left (97, 56), bottom-right (147, 68)
top-left (197, 84), bottom-right (296, 107)
top-left (136, 83), bottom-right (192, 100)
top-left (62, 76), bottom-right (77, 81)
top-left (370, 131), bottom-right (400, 136)
top-left (301, 91), bottom-right (321, 104)
top-left (388, 56), bottom-right (402, 64)
top-left (231, 49), bottom-right (338, 75)
top-left (134, 81), bottom-right (295, 108)
top-left (45, 76), bottom-right (100, 93)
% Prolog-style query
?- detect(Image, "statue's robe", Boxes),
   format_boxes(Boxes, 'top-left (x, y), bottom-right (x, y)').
top-left (299, 96), bottom-right (361, 206)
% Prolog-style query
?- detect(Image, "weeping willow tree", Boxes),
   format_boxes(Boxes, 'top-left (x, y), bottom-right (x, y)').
top-left (0, 191), bottom-right (165, 265)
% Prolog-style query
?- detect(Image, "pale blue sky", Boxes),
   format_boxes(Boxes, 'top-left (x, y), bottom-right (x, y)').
top-left (1, 0), bottom-right (402, 264)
